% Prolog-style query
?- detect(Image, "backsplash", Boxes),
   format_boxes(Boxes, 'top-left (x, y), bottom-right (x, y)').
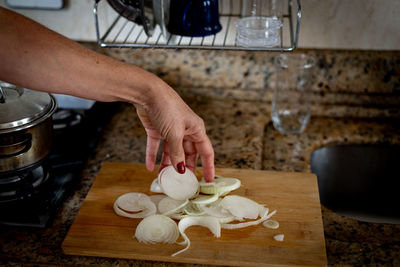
top-left (86, 43), bottom-right (400, 119)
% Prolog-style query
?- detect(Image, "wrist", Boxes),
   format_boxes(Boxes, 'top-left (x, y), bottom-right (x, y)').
top-left (109, 65), bottom-right (164, 109)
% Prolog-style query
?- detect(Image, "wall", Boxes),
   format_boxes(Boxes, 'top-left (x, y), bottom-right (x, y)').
top-left (1, 0), bottom-right (399, 50)
top-left (300, 0), bottom-right (400, 50)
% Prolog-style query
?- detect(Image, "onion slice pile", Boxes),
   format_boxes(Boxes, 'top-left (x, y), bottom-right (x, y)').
top-left (135, 215), bottom-right (179, 244)
top-left (113, 193), bottom-right (156, 218)
top-left (158, 166), bottom-right (199, 200)
top-left (114, 172), bottom-right (281, 257)
top-left (172, 216), bottom-right (221, 257)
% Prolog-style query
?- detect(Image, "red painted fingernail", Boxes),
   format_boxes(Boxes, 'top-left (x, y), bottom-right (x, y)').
top-left (177, 161), bottom-right (186, 174)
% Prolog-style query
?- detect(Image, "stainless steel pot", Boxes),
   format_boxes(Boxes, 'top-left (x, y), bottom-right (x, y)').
top-left (0, 82), bottom-right (57, 174)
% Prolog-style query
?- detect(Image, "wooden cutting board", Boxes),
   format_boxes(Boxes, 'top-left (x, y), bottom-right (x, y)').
top-left (62, 162), bottom-right (327, 266)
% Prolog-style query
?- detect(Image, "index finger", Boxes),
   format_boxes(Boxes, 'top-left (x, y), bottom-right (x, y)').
top-left (194, 136), bottom-right (215, 182)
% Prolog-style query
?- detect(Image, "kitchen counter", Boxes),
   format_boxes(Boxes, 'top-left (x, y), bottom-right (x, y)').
top-left (1, 47), bottom-right (400, 266)
top-left (1, 96), bottom-right (399, 266)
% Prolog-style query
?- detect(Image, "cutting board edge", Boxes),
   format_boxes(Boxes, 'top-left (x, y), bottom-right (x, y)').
top-left (61, 244), bottom-right (327, 267)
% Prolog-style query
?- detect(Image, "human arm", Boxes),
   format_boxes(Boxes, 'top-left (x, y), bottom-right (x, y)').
top-left (0, 6), bottom-right (215, 181)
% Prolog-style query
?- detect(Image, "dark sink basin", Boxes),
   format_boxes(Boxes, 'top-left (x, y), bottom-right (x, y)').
top-left (310, 145), bottom-right (400, 224)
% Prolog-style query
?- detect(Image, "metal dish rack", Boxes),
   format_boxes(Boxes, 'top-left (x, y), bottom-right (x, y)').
top-left (93, 0), bottom-right (301, 51)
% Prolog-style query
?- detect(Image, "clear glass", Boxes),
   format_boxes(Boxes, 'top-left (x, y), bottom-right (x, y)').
top-left (236, 0), bottom-right (284, 48)
top-left (271, 54), bottom-right (315, 134)
top-left (241, 0), bottom-right (284, 19)
top-left (236, 17), bottom-right (282, 47)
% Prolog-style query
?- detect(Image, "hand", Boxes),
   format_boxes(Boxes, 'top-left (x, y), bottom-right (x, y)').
top-left (134, 79), bottom-right (215, 182)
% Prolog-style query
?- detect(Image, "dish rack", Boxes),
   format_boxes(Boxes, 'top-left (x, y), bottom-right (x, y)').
top-left (93, 0), bottom-right (301, 51)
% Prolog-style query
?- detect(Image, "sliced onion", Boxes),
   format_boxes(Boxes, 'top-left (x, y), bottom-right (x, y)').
top-left (273, 234), bottom-right (284, 242)
top-left (200, 199), bottom-right (232, 218)
top-left (201, 206), bottom-right (235, 223)
top-left (158, 197), bottom-right (188, 216)
top-left (191, 194), bottom-right (219, 205)
top-left (184, 202), bottom-right (206, 216)
top-left (198, 174), bottom-right (224, 187)
top-left (220, 195), bottom-right (263, 220)
top-left (200, 176), bottom-right (241, 195)
top-left (150, 178), bottom-right (163, 193)
top-left (172, 216), bottom-right (221, 257)
top-left (157, 167), bottom-right (168, 183)
top-left (263, 219), bottom-right (280, 229)
top-left (114, 193), bottom-right (151, 212)
top-left (135, 215), bottom-right (179, 244)
top-left (159, 166), bottom-right (199, 201)
top-left (217, 215), bottom-right (236, 224)
top-left (113, 193), bottom-right (156, 219)
top-left (149, 194), bottom-right (167, 212)
top-left (221, 209), bottom-right (276, 229)
top-left (198, 181), bottom-right (216, 187)
top-left (115, 174), bottom-right (280, 255)
top-left (169, 213), bottom-right (188, 220)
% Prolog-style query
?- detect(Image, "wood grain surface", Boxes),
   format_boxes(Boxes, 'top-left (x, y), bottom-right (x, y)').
top-left (62, 162), bottom-right (327, 266)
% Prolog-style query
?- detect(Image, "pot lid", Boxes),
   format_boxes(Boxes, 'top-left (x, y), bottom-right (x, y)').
top-left (0, 82), bottom-right (57, 130)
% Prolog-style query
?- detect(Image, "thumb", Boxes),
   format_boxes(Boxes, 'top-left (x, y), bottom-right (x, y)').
top-left (167, 133), bottom-right (186, 175)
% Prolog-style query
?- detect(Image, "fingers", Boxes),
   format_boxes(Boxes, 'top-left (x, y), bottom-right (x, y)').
top-left (157, 136), bottom-right (214, 182)
top-left (145, 135), bottom-right (160, 172)
top-left (158, 141), bottom-right (172, 173)
top-left (183, 140), bottom-right (198, 172)
top-left (159, 140), bottom-right (198, 174)
top-left (194, 136), bottom-right (215, 182)
top-left (166, 132), bottom-right (186, 174)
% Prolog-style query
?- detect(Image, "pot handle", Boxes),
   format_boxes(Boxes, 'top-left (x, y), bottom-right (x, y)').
top-left (0, 134), bottom-right (32, 158)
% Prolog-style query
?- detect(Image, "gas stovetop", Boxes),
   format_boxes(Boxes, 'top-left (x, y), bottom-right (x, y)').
top-left (0, 102), bottom-right (117, 228)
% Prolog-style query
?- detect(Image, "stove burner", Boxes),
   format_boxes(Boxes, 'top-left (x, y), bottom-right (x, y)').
top-left (0, 164), bottom-right (50, 203)
top-left (52, 109), bottom-right (83, 130)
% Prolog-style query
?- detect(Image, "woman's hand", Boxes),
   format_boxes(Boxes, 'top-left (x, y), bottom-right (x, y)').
top-left (135, 78), bottom-right (215, 182)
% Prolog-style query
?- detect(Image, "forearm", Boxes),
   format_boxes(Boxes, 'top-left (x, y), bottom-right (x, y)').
top-left (0, 7), bottom-right (215, 179)
top-left (0, 6), bottom-right (159, 107)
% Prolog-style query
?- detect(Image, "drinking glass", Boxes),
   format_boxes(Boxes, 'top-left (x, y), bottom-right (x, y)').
top-left (236, 0), bottom-right (284, 48)
top-left (271, 54), bottom-right (315, 134)
top-left (241, 0), bottom-right (284, 19)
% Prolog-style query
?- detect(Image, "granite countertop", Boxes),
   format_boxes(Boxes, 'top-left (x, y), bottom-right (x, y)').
top-left (1, 47), bottom-right (400, 266)
top-left (1, 95), bottom-right (399, 266)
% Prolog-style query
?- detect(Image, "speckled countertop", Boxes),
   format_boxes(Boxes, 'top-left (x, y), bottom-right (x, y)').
top-left (1, 48), bottom-right (400, 266)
